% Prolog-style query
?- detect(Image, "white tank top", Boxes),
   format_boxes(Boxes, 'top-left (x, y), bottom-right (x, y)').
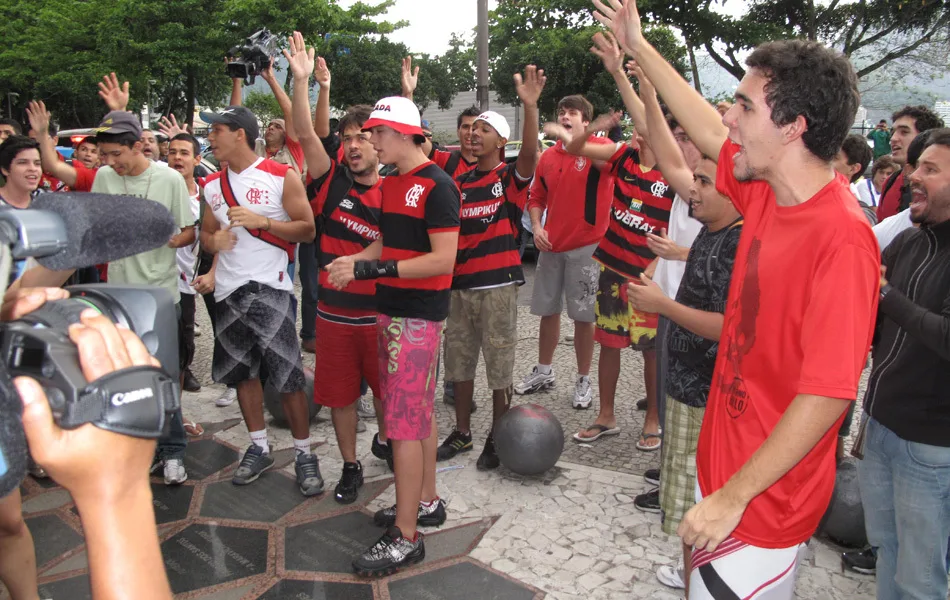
top-left (176, 190), bottom-right (201, 294)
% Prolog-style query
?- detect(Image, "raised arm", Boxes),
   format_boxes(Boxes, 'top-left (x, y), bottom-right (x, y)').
top-left (635, 65), bottom-right (693, 200)
top-left (591, 32), bottom-right (648, 140)
top-left (513, 65), bottom-right (546, 178)
top-left (26, 101), bottom-right (77, 187)
top-left (261, 59), bottom-right (298, 142)
top-left (400, 57), bottom-right (435, 157)
top-left (96, 73), bottom-right (129, 113)
top-left (593, 0), bottom-right (726, 158)
top-left (283, 32), bottom-right (331, 180)
top-left (313, 58), bottom-right (332, 139)
top-left (558, 113), bottom-right (622, 162)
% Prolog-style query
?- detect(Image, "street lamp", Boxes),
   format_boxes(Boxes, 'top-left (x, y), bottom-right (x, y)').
top-left (7, 92), bottom-right (19, 119)
top-left (476, 0), bottom-right (489, 111)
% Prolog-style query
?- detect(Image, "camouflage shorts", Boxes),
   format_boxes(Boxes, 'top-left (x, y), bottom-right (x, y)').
top-left (444, 284), bottom-right (518, 390)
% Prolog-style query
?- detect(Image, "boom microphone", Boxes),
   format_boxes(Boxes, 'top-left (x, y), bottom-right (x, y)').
top-left (32, 193), bottom-right (177, 270)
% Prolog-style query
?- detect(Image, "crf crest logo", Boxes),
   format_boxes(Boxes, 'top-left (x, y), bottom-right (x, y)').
top-left (246, 188), bottom-right (266, 204)
top-left (340, 198), bottom-right (354, 210)
top-left (651, 181), bottom-right (669, 197)
top-left (405, 183), bottom-right (425, 207)
top-left (210, 193), bottom-right (224, 211)
top-left (574, 157), bottom-right (587, 171)
top-left (491, 182), bottom-right (503, 198)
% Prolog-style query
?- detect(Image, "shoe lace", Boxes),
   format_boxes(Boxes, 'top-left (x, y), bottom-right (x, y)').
top-left (239, 446), bottom-right (264, 468)
top-left (575, 378), bottom-right (589, 394)
top-left (446, 430), bottom-right (470, 449)
top-left (297, 456), bottom-right (321, 479)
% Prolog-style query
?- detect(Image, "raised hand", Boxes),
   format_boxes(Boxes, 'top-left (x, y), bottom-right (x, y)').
top-left (157, 114), bottom-right (188, 138)
top-left (592, 0), bottom-right (644, 56)
top-left (591, 31), bottom-right (624, 74)
top-left (261, 57), bottom-right (277, 83)
top-left (514, 65), bottom-right (546, 107)
top-left (313, 57), bottom-right (331, 89)
top-left (587, 111), bottom-right (623, 135)
top-left (25, 100), bottom-right (52, 140)
top-left (543, 122), bottom-right (572, 144)
top-left (282, 31), bottom-right (315, 82)
top-left (401, 56), bottom-right (419, 98)
top-left (97, 72), bottom-right (130, 112)
top-left (626, 59), bottom-right (656, 97)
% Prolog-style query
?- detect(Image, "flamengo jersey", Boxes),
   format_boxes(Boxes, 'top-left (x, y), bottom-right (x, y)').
top-left (594, 145), bottom-right (674, 279)
top-left (453, 163), bottom-right (530, 289)
top-left (377, 162), bottom-right (461, 322)
top-left (307, 160), bottom-right (383, 314)
top-left (204, 158), bottom-right (294, 301)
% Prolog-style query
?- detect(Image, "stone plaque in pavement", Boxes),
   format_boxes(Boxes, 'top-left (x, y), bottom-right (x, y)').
top-left (183, 439), bottom-right (240, 480)
top-left (38, 574), bottom-right (92, 600)
top-left (284, 511), bottom-right (382, 573)
top-left (388, 561), bottom-right (536, 600)
top-left (152, 482), bottom-right (194, 524)
top-left (161, 523), bottom-right (268, 594)
top-left (200, 474), bottom-right (306, 522)
top-left (257, 580), bottom-right (374, 599)
top-left (26, 514), bottom-right (84, 567)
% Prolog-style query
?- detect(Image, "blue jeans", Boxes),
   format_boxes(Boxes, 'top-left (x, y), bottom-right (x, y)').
top-left (298, 241), bottom-right (318, 341)
top-left (857, 414), bottom-right (950, 600)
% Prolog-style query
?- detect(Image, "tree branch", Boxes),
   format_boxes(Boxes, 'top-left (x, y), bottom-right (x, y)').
top-left (703, 41), bottom-right (745, 80)
top-left (856, 18), bottom-right (949, 78)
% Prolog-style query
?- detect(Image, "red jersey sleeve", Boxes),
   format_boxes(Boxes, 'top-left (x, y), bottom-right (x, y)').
top-left (430, 149), bottom-right (451, 171)
top-left (72, 163), bottom-right (98, 192)
top-left (502, 164), bottom-right (531, 209)
top-left (798, 243), bottom-right (880, 399)
top-left (526, 155), bottom-right (548, 213)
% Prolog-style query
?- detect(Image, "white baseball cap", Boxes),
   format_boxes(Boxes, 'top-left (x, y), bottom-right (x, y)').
top-left (362, 96), bottom-right (424, 136)
top-left (474, 111), bottom-right (511, 140)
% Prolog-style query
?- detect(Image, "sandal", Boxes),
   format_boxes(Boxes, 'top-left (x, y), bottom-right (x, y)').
top-left (636, 430), bottom-right (662, 452)
top-left (572, 423), bottom-right (621, 443)
top-left (184, 420), bottom-right (204, 437)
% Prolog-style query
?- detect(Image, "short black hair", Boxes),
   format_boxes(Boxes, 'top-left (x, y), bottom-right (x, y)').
top-left (76, 136), bottom-right (98, 149)
top-left (0, 135), bottom-right (40, 174)
top-left (745, 40), bottom-right (859, 162)
top-left (0, 118), bottom-right (23, 135)
top-left (922, 127), bottom-right (950, 153)
top-left (557, 95), bottom-right (594, 123)
top-left (878, 119), bottom-right (888, 125)
top-left (840, 134), bottom-right (873, 183)
top-left (457, 106), bottom-right (480, 130)
top-left (96, 131), bottom-right (139, 149)
top-left (891, 105), bottom-right (944, 134)
top-left (171, 133), bottom-right (201, 157)
top-left (907, 130), bottom-right (936, 169)
top-left (338, 105), bottom-right (374, 136)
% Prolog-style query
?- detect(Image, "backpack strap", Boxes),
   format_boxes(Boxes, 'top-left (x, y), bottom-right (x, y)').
top-left (443, 151), bottom-right (463, 178)
top-left (220, 169), bottom-right (296, 263)
top-left (880, 171), bottom-right (900, 200)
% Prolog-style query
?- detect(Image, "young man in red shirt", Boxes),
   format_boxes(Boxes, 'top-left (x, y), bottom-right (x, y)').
top-left (595, 1), bottom-right (879, 596)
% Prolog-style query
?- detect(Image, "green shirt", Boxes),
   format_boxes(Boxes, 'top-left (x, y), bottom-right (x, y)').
top-left (91, 162), bottom-right (191, 303)
top-left (867, 128), bottom-right (891, 158)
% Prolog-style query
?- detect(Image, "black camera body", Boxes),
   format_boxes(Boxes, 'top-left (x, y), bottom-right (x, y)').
top-left (226, 29), bottom-right (279, 85)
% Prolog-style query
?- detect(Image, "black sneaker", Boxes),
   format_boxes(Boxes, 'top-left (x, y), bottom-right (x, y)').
top-left (371, 433), bottom-right (394, 472)
top-left (182, 368), bottom-right (201, 392)
top-left (334, 462), bottom-right (364, 505)
top-left (232, 444), bottom-right (274, 485)
top-left (295, 453), bottom-right (325, 496)
top-left (436, 429), bottom-right (473, 461)
top-left (636, 397), bottom-right (648, 411)
top-left (842, 547), bottom-right (876, 575)
top-left (352, 526), bottom-right (425, 577)
top-left (476, 434), bottom-right (500, 471)
top-left (374, 498), bottom-right (447, 528)
top-left (634, 488), bottom-right (661, 513)
top-left (643, 468), bottom-right (660, 486)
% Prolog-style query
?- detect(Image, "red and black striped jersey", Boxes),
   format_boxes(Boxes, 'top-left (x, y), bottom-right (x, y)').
top-left (453, 163), bottom-right (530, 290)
top-left (377, 162), bottom-right (461, 321)
top-left (431, 148), bottom-right (477, 180)
top-left (593, 145), bottom-right (674, 279)
top-left (307, 160), bottom-right (383, 315)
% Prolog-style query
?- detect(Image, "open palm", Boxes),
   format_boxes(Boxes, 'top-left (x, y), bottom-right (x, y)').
top-left (514, 65), bottom-right (546, 106)
top-left (591, 0), bottom-right (644, 56)
top-left (283, 31), bottom-right (315, 81)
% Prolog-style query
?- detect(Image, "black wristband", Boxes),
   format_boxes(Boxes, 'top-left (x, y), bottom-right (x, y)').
top-left (354, 259), bottom-right (399, 280)
top-left (880, 282), bottom-right (893, 301)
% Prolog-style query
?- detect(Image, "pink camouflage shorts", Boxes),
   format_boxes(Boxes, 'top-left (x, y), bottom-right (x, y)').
top-left (377, 315), bottom-right (443, 441)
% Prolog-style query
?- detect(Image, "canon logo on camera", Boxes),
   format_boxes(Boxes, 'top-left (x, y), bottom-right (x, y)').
top-left (111, 388), bottom-right (155, 407)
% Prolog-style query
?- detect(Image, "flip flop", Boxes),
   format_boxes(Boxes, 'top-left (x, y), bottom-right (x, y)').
top-left (573, 423), bottom-right (621, 443)
top-left (636, 431), bottom-right (662, 452)
top-left (184, 420), bottom-right (204, 437)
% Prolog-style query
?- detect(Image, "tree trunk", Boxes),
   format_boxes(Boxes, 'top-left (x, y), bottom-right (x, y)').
top-left (805, 0), bottom-right (818, 41)
top-left (185, 68), bottom-right (196, 131)
top-left (686, 38), bottom-right (702, 95)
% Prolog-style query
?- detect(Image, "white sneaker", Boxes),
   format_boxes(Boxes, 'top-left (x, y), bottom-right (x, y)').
top-left (194, 323), bottom-right (202, 338)
top-left (356, 419), bottom-right (367, 433)
top-left (573, 376), bottom-right (592, 409)
top-left (514, 367), bottom-right (555, 395)
top-left (163, 458), bottom-right (188, 485)
top-left (656, 563), bottom-right (686, 589)
top-left (215, 387), bottom-right (237, 407)
top-left (357, 396), bottom-right (376, 419)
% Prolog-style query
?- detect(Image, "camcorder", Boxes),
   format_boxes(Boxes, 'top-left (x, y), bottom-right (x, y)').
top-left (0, 205), bottom-right (180, 497)
top-left (226, 29), bottom-right (280, 85)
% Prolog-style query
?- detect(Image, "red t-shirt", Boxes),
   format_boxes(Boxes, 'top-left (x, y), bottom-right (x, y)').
top-left (267, 137), bottom-right (305, 174)
top-left (72, 162), bottom-right (98, 192)
top-left (697, 140), bottom-right (880, 548)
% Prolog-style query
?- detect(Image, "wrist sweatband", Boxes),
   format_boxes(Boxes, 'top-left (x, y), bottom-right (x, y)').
top-left (354, 259), bottom-right (398, 280)
top-left (880, 283), bottom-right (893, 301)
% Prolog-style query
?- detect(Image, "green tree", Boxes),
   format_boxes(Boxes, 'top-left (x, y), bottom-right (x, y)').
top-left (243, 90), bottom-right (283, 124)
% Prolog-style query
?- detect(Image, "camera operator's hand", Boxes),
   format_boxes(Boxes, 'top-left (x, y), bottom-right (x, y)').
top-left (1, 286), bottom-right (69, 321)
top-left (261, 57), bottom-right (277, 84)
top-left (97, 72), bottom-right (130, 113)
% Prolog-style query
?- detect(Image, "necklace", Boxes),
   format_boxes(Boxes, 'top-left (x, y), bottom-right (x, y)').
top-left (122, 163), bottom-right (154, 199)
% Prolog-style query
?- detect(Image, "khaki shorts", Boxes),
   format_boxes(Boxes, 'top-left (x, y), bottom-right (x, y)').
top-left (659, 396), bottom-right (704, 535)
top-left (529, 243), bottom-right (600, 322)
top-left (444, 284), bottom-right (518, 390)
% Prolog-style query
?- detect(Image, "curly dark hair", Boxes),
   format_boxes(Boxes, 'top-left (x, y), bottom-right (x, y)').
top-left (840, 134), bottom-right (873, 183)
top-left (338, 104), bottom-right (374, 135)
top-left (0, 135), bottom-right (40, 175)
top-left (745, 40), bottom-right (859, 162)
top-left (891, 105), bottom-right (944, 135)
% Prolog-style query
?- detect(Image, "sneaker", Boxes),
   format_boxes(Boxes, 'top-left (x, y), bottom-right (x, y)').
top-left (643, 468), bottom-right (660, 486)
top-left (215, 387), bottom-right (237, 407)
top-left (442, 384), bottom-right (477, 412)
top-left (656, 564), bottom-right (686, 589)
top-left (232, 444), bottom-right (274, 485)
top-left (842, 547), bottom-right (876, 575)
top-left (182, 369), bottom-right (201, 393)
top-left (636, 397), bottom-right (648, 411)
top-left (436, 429), bottom-right (473, 461)
top-left (573, 377), bottom-right (592, 409)
top-left (295, 453), bottom-right (325, 496)
top-left (163, 458), bottom-right (188, 485)
top-left (357, 396), bottom-right (376, 419)
top-left (514, 367), bottom-right (555, 395)
top-left (374, 498), bottom-right (447, 528)
top-left (371, 433), bottom-right (394, 471)
top-left (634, 488), bottom-right (661, 513)
top-left (193, 323), bottom-right (202, 338)
top-left (476, 433), bottom-right (500, 471)
top-left (352, 526), bottom-right (425, 577)
top-left (334, 462), bottom-right (364, 504)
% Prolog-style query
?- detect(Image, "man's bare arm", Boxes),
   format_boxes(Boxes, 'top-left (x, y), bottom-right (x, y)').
top-left (262, 60), bottom-right (298, 142)
top-left (284, 32), bottom-right (331, 180)
top-left (26, 101), bottom-right (78, 187)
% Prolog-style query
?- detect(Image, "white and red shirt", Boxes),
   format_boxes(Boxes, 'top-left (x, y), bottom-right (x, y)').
top-left (203, 158), bottom-right (294, 301)
top-left (176, 189), bottom-right (202, 294)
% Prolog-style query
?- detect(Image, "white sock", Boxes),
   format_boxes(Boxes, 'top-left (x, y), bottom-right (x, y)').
top-left (249, 430), bottom-right (269, 454)
top-left (577, 374), bottom-right (590, 384)
top-left (537, 364), bottom-right (553, 375)
top-left (293, 437), bottom-right (311, 456)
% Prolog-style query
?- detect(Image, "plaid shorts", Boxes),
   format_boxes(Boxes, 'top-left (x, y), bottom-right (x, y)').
top-left (660, 395), bottom-right (705, 535)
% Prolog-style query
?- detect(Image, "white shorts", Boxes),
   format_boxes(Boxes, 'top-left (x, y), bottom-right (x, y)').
top-left (689, 483), bottom-right (805, 600)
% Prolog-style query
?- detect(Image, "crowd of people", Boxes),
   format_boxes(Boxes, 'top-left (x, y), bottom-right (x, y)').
top-left (0, 0), bottom-right (948, 597)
